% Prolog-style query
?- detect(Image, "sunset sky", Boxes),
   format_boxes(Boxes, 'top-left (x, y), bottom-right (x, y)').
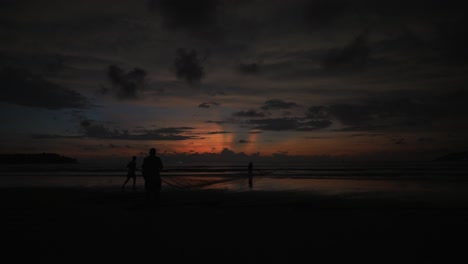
top-left (1, 0), bottom-right (467, 162)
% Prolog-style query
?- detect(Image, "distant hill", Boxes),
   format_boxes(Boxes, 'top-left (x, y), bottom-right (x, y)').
top-left (434, 152), bottom-right (468, 162)
top-left (0, 153), bottom-right (77, 164)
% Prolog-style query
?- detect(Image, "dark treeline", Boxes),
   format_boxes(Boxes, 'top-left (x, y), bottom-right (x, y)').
top-left (0, 153), bottom-right (77, 164)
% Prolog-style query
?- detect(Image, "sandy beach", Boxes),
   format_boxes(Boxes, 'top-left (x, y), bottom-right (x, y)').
top-left (2, 175), bottom-right (468, 263)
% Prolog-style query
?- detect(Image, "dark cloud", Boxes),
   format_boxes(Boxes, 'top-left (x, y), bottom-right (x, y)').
top-left (149, 0), bottom-right (221, 39)
top-left (106, 64), bottom-right (146, 100)
top-left (0, 0), bottom-right (16, 9)
top-left (392, 138), bottom-right (406, 145)
top-left (334, 125), bottom-right (386, 132)
top-left (238, 139), bottom-right (250, 144)
top-left (0, 52), bottom-right (67, 75)
top-left (198, 102), bottom-right (220, 108)
top-left (248, 118), bottom-right (296, 130)
top-left (349, 133), bottom-right (385, 138)
top-left (322, 31), bottom-right (371, 70)
top-left (418, 137), bottom-right (434, 143)
top-left (327, 103), bottom-right (376, 127)
top-left (306, 106), bottom-right (330, 119)
top-left (149, 0), bottom-right (218, 29)
top-left (33, 124), bottom-right (198, 141)
top-left (205, 120), bottom-right (225, 124)
top-left (0, 51), bottom-right (119, 79)
top-left (238, 63), bottom-right (260, 75)
top-left (247, 117), bottom-right (332, 131)
top-left (307, 88), bottom-right (468, 132)
top-left (307, 104), bottom-right (390, 130)
top-left (355, 0), bottom-right (462, 23)
top-left (80, 119), bottom-right (92, 128)
top-left (174, 48), bottom-right (205, 85)
top-left (198, 102), bottom-right (210, 108)
top-left (232, 109), bottom-right (265, 118)
top-left (204, 131), bottom-right (231, 135)
top-left (261, 99), bottom-right (299, 110)
top-left (44, 55), bottom-right (65, 74)
top-left (303, 0), bottom-right (350, 28)
top-left (31, 134), bottom-right (72, 139)
top-left (81, 123), bottom-right (116, 139)
top-left (300, 0), bottom-right (465, 33)
top-left (433, 15), bottom-right (468, 63)
top-left (299, 120), bottom-right (333, 131)
top-left (149, 127), bottom-right (194, 134)
top-left (0, 67), bottom-right (91, 109)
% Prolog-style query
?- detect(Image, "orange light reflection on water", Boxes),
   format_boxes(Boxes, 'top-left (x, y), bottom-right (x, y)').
top-left (200, 176), bottom-right (468, 206)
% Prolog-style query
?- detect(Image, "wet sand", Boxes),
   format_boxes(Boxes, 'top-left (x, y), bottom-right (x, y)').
top-left (2, 177), bottom-right (468, 263)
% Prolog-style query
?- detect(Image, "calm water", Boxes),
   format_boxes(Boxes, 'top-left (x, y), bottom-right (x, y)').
top-left (1, 160), bottom-right (467, 178)
top-left (1, 161), bottom-right (468, 206)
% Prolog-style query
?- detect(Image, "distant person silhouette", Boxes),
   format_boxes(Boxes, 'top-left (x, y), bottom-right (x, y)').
top-left (142, 148), bottom-right (163, 205)
top-left (248, 161), bottom-right (253, 187)
top-left (122, 156), bottom-right (137, 192)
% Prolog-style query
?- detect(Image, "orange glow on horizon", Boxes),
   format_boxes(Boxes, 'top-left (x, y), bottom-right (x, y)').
top-left (37, 130), bottom-right (436, 161)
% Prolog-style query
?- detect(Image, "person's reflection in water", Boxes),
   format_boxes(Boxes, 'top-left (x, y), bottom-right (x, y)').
top-left (142, 148), bottom-right (163, 207)
top-left (248, 161), bottom-right (253, 187)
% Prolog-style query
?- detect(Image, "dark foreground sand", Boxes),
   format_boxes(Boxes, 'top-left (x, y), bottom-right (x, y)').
top-left (2, 184), bottom-right (468, 263)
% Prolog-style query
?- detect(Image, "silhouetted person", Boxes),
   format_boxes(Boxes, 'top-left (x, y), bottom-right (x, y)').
top-left (122, 156), bottom-right (137, 192)
top-left (248, 161), bottom-right (253, 187)
top-left (142, 148), bottom-right (163, 205)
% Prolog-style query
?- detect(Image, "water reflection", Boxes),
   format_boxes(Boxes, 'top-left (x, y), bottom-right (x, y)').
top-left (1, 175), bottom-right (468, 207)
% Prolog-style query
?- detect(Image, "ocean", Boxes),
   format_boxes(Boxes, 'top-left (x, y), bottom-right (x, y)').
top-left (1, 161), bottom-right (467, 205)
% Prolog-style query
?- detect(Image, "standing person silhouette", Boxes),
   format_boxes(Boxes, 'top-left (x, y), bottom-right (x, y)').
top-left (142, 148), bottom-right (163, 205)
top-left (122, 156), bottom-right (137, 192)
top-left (248, 161), bottom-right (253, 187)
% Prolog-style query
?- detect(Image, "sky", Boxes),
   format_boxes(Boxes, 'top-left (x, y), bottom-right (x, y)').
top-left (1, 0), bottom-right (468, 163)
